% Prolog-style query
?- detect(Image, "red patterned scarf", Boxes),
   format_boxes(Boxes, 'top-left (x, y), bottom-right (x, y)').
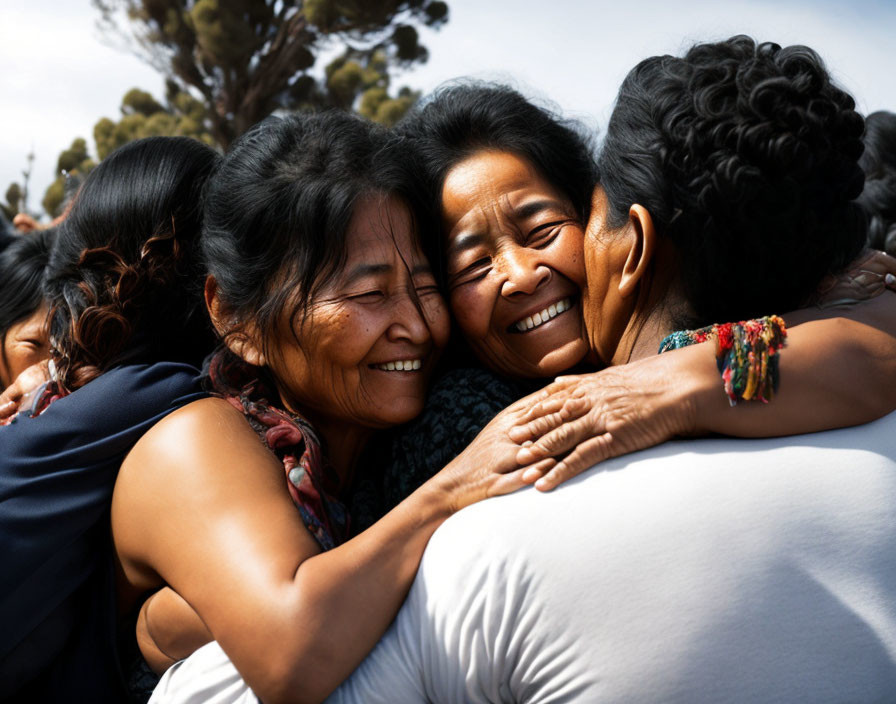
top-left (206, 350), bottom-right (350, 550)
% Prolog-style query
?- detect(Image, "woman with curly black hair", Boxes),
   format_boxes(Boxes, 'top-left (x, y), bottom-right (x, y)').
top-left (317, 37), bottom-right (896, 704)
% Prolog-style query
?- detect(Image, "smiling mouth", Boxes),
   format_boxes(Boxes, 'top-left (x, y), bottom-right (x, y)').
top-left (510, 298), bottom-right (574, 333)
top-left (370, 359), bottom-right (423, 372)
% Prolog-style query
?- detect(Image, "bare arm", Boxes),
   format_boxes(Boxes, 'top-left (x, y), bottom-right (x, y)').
top-left (112, 397), bottom-right (530, 704)
top-left (510, 292), bottom-right (896, 489)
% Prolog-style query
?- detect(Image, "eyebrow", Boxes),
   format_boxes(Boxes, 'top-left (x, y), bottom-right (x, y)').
top-left (344, 261), bottom-right (432, 285)
top-left (448, 232), bottom-right (487, 256)
top-left (513, 199), bottom-right (568, 220)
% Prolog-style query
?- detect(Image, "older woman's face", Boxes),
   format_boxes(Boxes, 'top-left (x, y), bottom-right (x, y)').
top-left (0, 306), bottom-right (49, 390)
top-left (441, 150), bottom-right (589, 378)
top-left (267, 195), bottom-right (449, 429)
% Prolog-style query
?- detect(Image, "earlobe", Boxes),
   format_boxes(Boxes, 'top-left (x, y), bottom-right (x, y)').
top-left (618, 204), bottom-right (657, 299)
top-left (205, 275), bottom-right (266, 367)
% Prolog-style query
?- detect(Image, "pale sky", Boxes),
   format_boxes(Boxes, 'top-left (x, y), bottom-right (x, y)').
top-left (2, 0), bottom-right (894, 217)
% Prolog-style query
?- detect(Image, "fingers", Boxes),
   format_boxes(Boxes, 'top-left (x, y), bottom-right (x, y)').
top-left (0, 400), bottom-right (16, 419)
top-left (520, 457), bottom-right (557, 484)
top-left (515, 413), bottom-right (602, 465)
top-left (509, 397), bottom-right (589, 445)
top-left (489, 467), bottom-right (531, 497)
top-left (887, 273), bottom-right (896, 291)
top-left (534, 434), bottom-right (614, 492)
top-left (517, 395), bottom-right (567, 424)
top-left (510, 398), bottom-right (572, 441)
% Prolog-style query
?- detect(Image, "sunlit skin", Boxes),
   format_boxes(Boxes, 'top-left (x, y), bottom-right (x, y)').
top-left (0, 306), bottom-right (49, 390)
top-left (580, 186), bottom-right (677, 366)
top-left (441, 150), bottom-right (595, 379)
top-left (233, 195), bottom-right (450, 479)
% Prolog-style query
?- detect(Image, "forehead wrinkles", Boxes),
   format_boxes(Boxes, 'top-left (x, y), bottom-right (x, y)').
top-left (448, 188), bottom-right (527, 249)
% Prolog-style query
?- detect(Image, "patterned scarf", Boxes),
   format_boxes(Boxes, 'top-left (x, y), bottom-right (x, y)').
top-left (206, 350), bottom-right (350, 551)
top-left (0, 380), bottom-right (65, 426)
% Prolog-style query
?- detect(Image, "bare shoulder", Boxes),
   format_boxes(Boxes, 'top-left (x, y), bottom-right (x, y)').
top-left (114, 397), bottom-right (283, 528)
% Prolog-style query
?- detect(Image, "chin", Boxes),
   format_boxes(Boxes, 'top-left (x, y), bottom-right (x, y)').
top-left (369, 398), bottom-right (427, 428)
top-left (525, 340), bottom-right (590, 379)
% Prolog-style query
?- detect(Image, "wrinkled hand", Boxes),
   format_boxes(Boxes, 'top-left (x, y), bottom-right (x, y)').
top-left (0, 360), bottom-right (50, 419)
top-left (508, 353), bottom-right (702, 491)
top-left (436, 397), bottom-right (556, 512)
top-left (815, 250), bottom-right (896, 307)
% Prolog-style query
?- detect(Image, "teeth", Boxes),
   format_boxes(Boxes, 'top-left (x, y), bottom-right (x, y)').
top-left (374, 359), bottom-right (423, 371)
top-left (514, 298), bottom-right (571, 333)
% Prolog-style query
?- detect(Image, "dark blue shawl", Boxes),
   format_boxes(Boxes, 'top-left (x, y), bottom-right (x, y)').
top-left (0, 361), bottom-right (206, 702)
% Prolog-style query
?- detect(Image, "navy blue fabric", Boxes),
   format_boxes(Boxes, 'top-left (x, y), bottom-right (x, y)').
top-left (0, 362), bottom-right (207, 702)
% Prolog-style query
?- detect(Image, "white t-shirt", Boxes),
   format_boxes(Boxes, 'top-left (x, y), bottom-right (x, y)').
top-left (151, 412), bottom-right (896, 704)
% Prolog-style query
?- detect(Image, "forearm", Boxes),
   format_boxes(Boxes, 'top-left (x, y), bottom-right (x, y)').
top-left (230, 479), bottom-right (455, 704)
top-left (138, 588), bottom-right (213, 674)
top-left (694, 303), bottom-right (896, 437)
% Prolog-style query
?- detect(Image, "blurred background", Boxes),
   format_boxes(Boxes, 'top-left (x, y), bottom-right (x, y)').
top-left (2, 0), bottom-right (893, 224)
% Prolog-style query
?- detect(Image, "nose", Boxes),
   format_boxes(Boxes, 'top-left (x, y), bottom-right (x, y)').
top-left (497, 246), bottom-right (551, 298)
top-left (385, 292), bottom-right (433, 345)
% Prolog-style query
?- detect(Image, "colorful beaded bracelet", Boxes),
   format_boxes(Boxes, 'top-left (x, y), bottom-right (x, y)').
top-left (658, 315), bottom-right (788, 406)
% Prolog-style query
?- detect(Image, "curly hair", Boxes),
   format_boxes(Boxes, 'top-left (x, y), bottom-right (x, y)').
top-left (857, 110), bottom-right (896, 255)
top-left (44, 137), bottom-right (219, 391)
top-left (398, 83), bottom-right (598, 285)
top-left (599, 35), bottom-right (867, 327)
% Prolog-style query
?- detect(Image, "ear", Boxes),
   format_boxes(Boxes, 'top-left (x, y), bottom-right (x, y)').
top-left (618, 204), bottom-right (657, 299)
top-left (204, 275), bottom-right (266, 367)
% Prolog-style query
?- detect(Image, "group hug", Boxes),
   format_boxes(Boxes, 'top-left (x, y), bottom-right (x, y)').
top-left (2, 35), bottom-right (896, 704)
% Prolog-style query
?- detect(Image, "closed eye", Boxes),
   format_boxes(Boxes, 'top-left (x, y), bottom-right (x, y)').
top-left (347, 290), bottom-right (385, 302)
top-left (450, 257), bottom-right (492, 286)
top-left (527, 220), bottom-right (573, 248)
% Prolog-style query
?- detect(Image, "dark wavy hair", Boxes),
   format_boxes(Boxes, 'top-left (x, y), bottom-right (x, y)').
top-left (398, 83), bottom-right (598, 283)
top-left (44, 137), bottom-right (220, 391)
top-left (599, 36), bottom-right (867, 327)
top-left (857, 110), bottom-right (896, 255)
top-left (0, 227), bottom-right (55, 359)
top-left (203, 110), bottom-right (428, 358)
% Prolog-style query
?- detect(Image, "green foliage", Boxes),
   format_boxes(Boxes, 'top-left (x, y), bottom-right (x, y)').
top-left (92, 0), bottom-right (450, 147)
top-left (42, 138), bottom-right (97, 217)
top-left (93, 83), bottom-right (214, 161)
top-left (43, 85), bottom-right (214, 216)
top-left (2, 183), bottom-right (23, 220)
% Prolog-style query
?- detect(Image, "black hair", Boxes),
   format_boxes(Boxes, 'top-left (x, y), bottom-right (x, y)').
top-left (398, 83), bottom-right (598, 282)
top-left (599, 35), bottom-right (867, 327)
top-left (0, 227), bottom-right (55, 359)
top-left (44, 136), bottom-right (220, 391)
top-left (857, 110), bottom-right (896, 255)
top-left (203, 110), bottom-right (428, 357)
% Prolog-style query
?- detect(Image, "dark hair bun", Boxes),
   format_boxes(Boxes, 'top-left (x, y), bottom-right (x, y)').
top-left (45, 137), bottom-right (219, 391)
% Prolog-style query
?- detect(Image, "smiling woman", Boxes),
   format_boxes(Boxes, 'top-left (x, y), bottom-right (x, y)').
top-left (245, 193), bottom-right (448, 433)
top-left (404, 84), bottom-right (598, 380)
top-left (111, 111), bottom-right (533, 704)
top-left (442, 150), bottom-right (590, 378)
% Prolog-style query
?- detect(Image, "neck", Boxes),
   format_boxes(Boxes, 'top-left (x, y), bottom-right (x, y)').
top-left (276, 386), bottom-right (373, 492)
top-left (608, 271), bottom-right (688, 365)
top-left (313, 419), bottom-right (374, 490)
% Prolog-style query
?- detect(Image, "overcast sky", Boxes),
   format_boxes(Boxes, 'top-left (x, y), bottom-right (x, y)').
top-left (2, 0), bottom-right (894, 216)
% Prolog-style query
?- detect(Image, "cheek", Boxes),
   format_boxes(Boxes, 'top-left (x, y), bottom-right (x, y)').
top-left (425, 297), bottom-right (451, 351)
top-left (449, 280), bottom-right (498, 341)
top-left (553, 228), bottom-right (587, 289)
